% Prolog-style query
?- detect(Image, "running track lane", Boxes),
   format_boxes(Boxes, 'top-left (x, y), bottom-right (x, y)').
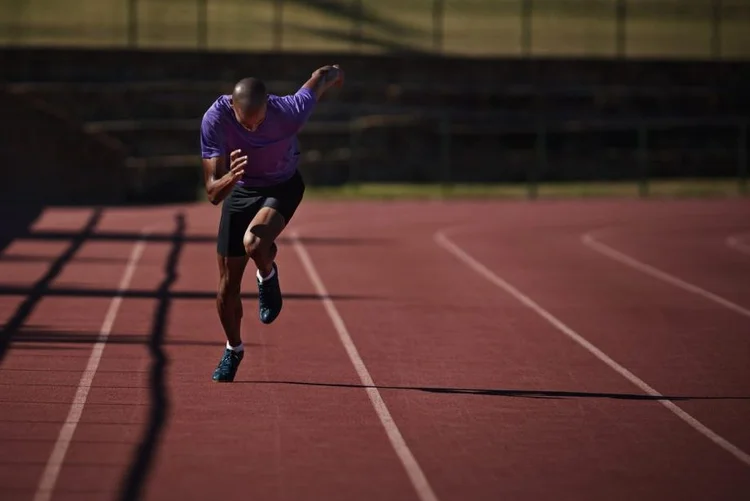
top-left (35, 212), bottom-right (183, 501)
top-left (449, 201), bottom-right (750, 491)
top-left (292, 199), bottom-right (750, 501)
top-left (135, 210), bottom-right (421, 501)
top-left (3, 199), bottom-right (749, 500)
top-left (440, 202), bottom-right (750, 455)
top-left (1, 205), bottom-right (425, 501)
top-left (0, 207), bottom-right (169, 501)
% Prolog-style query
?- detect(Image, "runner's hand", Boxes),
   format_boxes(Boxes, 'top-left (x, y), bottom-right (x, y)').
top-left (331, 64), bottom-right (344, 87)
top-left (229, 149), bottom-right (247, 181)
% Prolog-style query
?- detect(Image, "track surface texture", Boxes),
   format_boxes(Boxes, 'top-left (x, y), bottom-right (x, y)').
top-left (1, 198), bottom-right (749, 501)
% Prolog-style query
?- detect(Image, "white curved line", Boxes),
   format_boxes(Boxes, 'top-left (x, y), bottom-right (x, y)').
top-left (727, 234), bottom-right (750, 256)
top-left (582, 230), bottom-right (750, 319)
top-left (435, 228), bottom-right (750, 467)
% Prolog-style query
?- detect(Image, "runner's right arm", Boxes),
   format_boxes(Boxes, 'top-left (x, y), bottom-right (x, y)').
top-left (200, 114), bottom-right (246, 205)
top-left (202, 150), bottom-right (246, 205)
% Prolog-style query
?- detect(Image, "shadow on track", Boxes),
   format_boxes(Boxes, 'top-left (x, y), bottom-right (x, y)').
top-left (117, 212), bottom-right (183, 501)
top-left (0, 206), bottom-right (102, 365)
top-left (244, 380), bottom-right (750, 402)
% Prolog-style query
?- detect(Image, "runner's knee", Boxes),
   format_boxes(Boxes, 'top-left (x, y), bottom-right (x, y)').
top-left (243, 233), bottom-right (274, 262)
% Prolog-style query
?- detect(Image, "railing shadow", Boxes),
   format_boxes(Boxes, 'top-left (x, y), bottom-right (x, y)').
top-left (0, 206), bottom-right (102, 364)
top-left (117, 212), bottom-right (183, 501)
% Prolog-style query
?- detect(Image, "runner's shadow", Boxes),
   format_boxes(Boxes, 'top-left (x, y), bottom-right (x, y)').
top-left (244, 380), bottom-right (750, 402)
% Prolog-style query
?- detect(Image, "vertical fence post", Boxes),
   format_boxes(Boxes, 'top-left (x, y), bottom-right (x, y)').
top-left (530, 120), bottom-right (545, 199)
top-left (637, 123), bottom-right (649, 197)
top-left (711, 0), bottom-right (722, 59)
top-left (615, 0), bottom-right (626, 58)
top-left (349, 118), bottom-right (362, 190)
top-left (351, 0), bottom-right (363, 53)
top-left (273, 0), bottom-right (283, 51)
top-left (520, 0), bottom-right (532, 57)
top-left (127, 0), bottom-right (138, 48)
top-left (197, 0), bottom-right (208, 50)
top-left (739, 120), bottom-right (747, 195)
top-left (439, 114), bottom-right (451, 196)
top-left (136, 163), bottom-right (145, 198)
top-left (433, 0), bottom-right (445, 54)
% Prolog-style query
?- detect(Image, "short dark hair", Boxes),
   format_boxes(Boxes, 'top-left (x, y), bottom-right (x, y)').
top-left (232, 77), bottom-right (267, 113)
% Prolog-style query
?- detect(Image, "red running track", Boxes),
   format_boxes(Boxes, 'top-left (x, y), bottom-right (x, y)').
top-left (0, 198), bottom-right (749, 501)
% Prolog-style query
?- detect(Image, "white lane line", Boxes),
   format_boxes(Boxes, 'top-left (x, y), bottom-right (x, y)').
top-left (434, 229), bottom-right (750, 467)
top-left (33, 229), bottom-right (151, 501)
top-left (291, 231), bottom-right (439, 501)
top-left (727, 234), bottom-right (750, 256)
top-left (581, 231), bottom-right (750, 319)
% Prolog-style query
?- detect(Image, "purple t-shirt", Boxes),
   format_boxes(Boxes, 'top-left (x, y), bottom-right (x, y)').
top-left (200, 87), bottom-right (316, 187)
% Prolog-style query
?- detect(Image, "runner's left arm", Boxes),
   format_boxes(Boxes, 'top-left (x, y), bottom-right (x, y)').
top-left (277, 65), bottom-right (345, 127)
top-left (302, 64), bottom-right (344, 100)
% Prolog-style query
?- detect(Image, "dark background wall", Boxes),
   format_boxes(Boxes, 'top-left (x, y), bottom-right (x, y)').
top-left (0, 84), bottom-right (128, 205)
top-left (1, 47), bottom-right (748, 203)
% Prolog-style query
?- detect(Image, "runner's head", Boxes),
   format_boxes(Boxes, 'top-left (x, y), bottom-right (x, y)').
top-left (231, 77), bottom-right (268, 132)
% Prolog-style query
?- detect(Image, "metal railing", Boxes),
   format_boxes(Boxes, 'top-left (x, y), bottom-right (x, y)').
top-left (114, 112), bottom-right (749, 200)
top-left (2, 0), bottom-right (749, 60)
top-left (342, 113), bottom-right (748, 197)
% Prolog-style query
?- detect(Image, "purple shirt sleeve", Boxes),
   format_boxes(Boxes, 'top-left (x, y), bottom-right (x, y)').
top-left (200, 112), bottom-right (223, 159)
top-left (276, 87), bottom-right (317, 127)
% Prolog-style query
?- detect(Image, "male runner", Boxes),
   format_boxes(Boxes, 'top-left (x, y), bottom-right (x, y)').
top-left (200, 64), bottom-right (344, 382)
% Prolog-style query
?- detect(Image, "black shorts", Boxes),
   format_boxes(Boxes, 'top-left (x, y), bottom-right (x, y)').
top-left (217, 170), bottom-right (305, 257)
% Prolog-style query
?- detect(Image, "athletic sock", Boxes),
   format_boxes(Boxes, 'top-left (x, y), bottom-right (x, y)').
top-left (226, 341), bottom-right (244, 353)
top-left (257, 266), bottom-right (276, 283)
